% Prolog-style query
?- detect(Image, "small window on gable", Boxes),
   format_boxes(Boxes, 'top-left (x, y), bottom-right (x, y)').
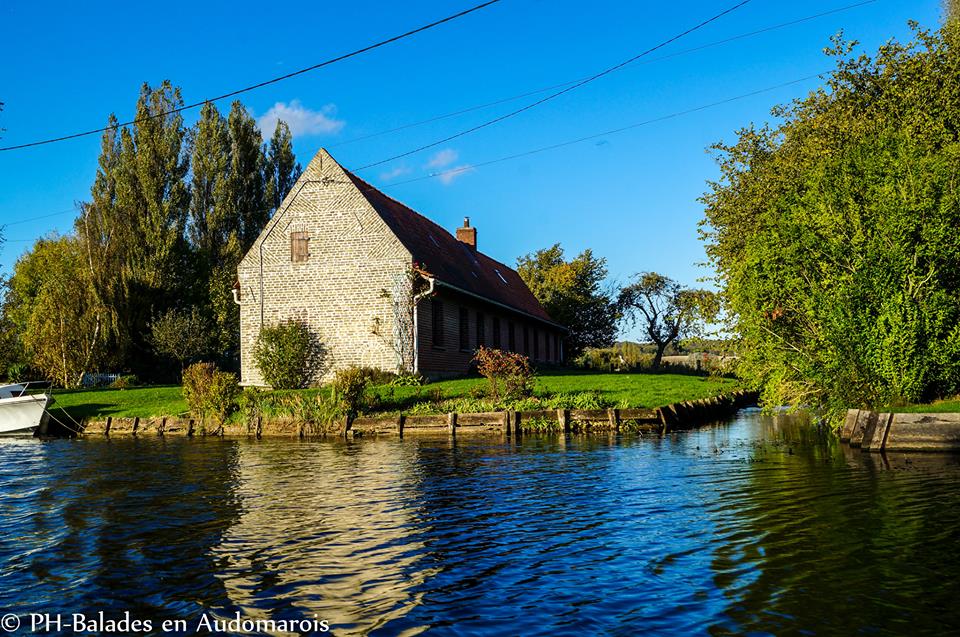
top-left (291, 232), bottom-right (310, 263)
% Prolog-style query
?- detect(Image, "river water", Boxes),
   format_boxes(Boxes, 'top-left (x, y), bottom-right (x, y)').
top-left (1, 409), bottom-right (959, 636)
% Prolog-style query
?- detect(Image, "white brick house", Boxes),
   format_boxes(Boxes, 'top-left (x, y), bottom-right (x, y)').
top-left (236, 149), bottom-right (564, 386)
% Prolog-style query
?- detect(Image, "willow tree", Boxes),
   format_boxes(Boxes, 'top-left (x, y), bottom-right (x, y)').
top-left (701, 22), bottom-right (960, 418)
top-left (6, 237), bottom-right (107, 387)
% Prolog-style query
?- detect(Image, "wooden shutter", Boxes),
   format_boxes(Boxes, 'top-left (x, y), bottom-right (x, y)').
top-left (291, 232), bottom-right (310, 262)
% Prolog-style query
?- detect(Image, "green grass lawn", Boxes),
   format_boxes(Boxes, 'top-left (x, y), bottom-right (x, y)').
top-left (886, 398), bottom-right (960, 413)
top-left (46, 371), bottom-right (740, 420)
top-left (49, 385), bottom-right (188, 420)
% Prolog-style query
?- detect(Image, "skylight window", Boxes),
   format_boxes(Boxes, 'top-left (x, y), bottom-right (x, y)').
top-left (494, 269), bottom-right (508, 284)
top-left (429, 233), bottom-right (440, 247)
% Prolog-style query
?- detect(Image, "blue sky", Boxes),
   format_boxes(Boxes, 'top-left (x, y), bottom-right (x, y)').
top-left (0, 0), bottom-right (944, 338)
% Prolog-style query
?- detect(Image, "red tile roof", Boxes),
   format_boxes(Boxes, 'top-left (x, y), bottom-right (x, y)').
top-left (342, 168), bottom-right (560, 327)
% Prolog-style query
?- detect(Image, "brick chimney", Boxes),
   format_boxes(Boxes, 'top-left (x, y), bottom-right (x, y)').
top-left (456, 217), bottom-right (477, 250)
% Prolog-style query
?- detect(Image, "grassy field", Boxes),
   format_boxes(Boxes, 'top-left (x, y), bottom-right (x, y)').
top-left (887, 398), bottom-right (960, 413)
top-left (48, 371), bottom-right (740, 420)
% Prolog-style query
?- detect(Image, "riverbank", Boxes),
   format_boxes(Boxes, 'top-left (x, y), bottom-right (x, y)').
top-left (50, 371), bottom-right (739, 421)
top-left (79, 390), bottom-right (758, 438)
top-left (46, 371), bottom-right (746, 437)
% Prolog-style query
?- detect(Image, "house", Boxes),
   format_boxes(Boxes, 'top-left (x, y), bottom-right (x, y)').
top-left (236, 149), bottom-right (565, 386)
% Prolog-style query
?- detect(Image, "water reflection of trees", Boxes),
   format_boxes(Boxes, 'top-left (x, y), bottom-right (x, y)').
top-left (706, 413), bottom-right (960, 635)
top-left (9, 438), bottom-right (243, 625)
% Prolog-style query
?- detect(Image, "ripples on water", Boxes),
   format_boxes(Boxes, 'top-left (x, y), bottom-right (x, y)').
top-left (1, 410), bottom-right (959, 636)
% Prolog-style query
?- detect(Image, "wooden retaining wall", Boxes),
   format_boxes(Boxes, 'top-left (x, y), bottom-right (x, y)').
top-left (78, 391), bottom-right (758, 439)
top-left (841, 409), bottom-right (960, 452)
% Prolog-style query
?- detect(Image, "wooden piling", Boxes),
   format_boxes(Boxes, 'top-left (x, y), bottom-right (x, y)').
top-left (608, 408), bottom-right (620, 432)
top-left (447, 412), bottom-right (457, 435)
top-left (557, 409), bottom-right (570, 434)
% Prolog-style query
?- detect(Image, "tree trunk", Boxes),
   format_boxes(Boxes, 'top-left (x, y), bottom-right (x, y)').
top-left (652, 342), bottom-right (668, 371)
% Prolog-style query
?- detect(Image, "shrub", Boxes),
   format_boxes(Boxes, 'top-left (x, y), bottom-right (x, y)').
top-left (332, 367), bottom-right (370, 417)
top-left (109, 374), bottom-right (139, 390)
top-left (473, 347), bottom-right (535, 402)
top-left (253, 321), bottom-right (323, 389)
top-left (182, 362), bottom-right (240, 433)
top-left (391, 372), bottom-right (424, 387)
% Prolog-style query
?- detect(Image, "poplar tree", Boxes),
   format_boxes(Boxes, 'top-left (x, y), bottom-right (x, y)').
top-left (225, 101), bottom-right (267, 250)
top-left (265, 120), bottom-right (302, 213)
top-left (188, 102), bottom-right (231, 261)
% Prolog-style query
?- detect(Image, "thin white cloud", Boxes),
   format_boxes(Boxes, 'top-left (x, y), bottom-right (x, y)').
top-left (380, 165), bottom-right (412, 181)
top-left (425, 148), bottom-right (458, 169)
top-left (436, 164), bottom-right (475, 185)
top-left (257, 100), bottom-right (345, 138)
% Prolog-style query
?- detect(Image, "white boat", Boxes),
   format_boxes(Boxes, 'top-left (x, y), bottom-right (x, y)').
top-left (0, 384), bottom-right (53, 436)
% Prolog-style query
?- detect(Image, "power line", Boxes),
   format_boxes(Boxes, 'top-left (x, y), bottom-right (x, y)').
top-left (332, 0), bottom-right (877, 150)
top-left (2, 0), bottom-right (876, 228)
top-left (379, 72), bottom-right (829, 188)
top-left (1, 208), bottom-right (77, 228)
top-left (354, 0), bottom-right (755, 170)
top-left (3, 72), bottom-right (829, 249)
top-left (0, 0), bottom-right (505, 152)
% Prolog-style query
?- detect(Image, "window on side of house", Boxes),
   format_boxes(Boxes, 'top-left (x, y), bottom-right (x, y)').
top-left (459, 306), bottom-right (470, 351)
top-left (432, 299), bottom-right (445, 348)
top-left (508, 322), bottom-right (516, 352)
top-left (476, 311), bottom-right (486, 348)
top-left (554, 334), bottom-right (561, 362)
top-left (533, 329), bottom-right (540, 360)
top-left (492, 317), bottom-right (501, 349)
top-left (523, 326), bottom-right (530, 355)
top-left (290, 232), bottom-right (310, 262)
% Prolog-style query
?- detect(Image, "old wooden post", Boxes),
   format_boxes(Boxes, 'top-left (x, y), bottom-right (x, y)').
top-left (159, 417), bottom-right (167, 436)
top-left (503, 410), bottom-right (511, 435)
top-left (448, 412), bottom-right (458, 435)
top-left (187, 419), bottom-right (195, 437)
top-left (557, 409), bottom-right (570, 434)
top-left (398, 414), bottom-right (405, 437)
top-left (104, 416), bottom-right (112, 436)
top-left (256, 416), bottom-right (263, 439)
top-left (132, 417), bottom-right (140, 435)
top-left (608, 408), bottom-right (620, 432)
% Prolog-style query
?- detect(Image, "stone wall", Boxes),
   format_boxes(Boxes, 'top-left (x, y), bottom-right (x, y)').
top-left (237, 150), bottom-right (412, 386)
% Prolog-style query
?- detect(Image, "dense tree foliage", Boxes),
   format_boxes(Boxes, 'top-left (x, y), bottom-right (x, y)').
top-left (701, 20), bottom-right (960, 416)
top-left (1, 83), bottom-right (301, 384)
top-left (5, 237), bottom-right (107, 387)
top-left (517, 244), bottom-right (617, 358)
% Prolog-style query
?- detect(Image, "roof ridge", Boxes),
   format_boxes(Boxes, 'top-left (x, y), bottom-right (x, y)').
top-left (341, 165), bottom-right (519, 273)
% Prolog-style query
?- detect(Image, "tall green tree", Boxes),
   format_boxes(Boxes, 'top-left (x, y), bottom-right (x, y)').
top-left (517, 244), bottom-right (617, 358)
top-left (265, 120), bottom-right (302, 213)
top-left (5, 236), bottom-right (107, 387)
top-left (76, 83), bottom-right (191, 373)
top-left (700, 22), bottom-right (960, 417)
top-left (188, 102), bottom-right (232, 261)
top-left (226, 101), bottom-right (267, 250)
